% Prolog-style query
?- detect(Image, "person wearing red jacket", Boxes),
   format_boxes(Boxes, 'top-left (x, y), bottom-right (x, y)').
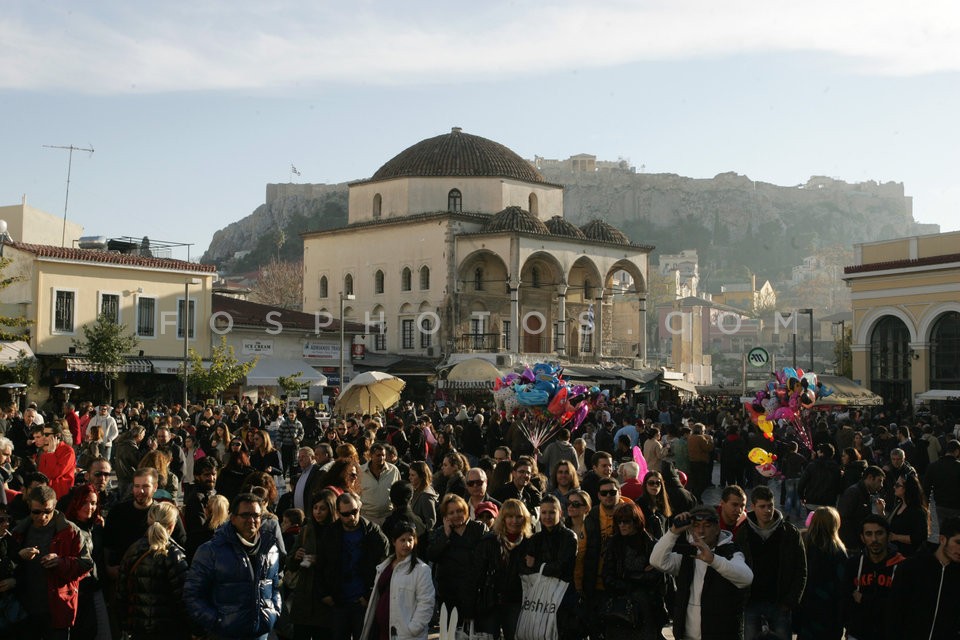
top-left (11, 484), bottom-right (93, 638)
top-left (63, 403), bottom-right (82, 451)
top-left (37, 423), bottom-right (76, 500)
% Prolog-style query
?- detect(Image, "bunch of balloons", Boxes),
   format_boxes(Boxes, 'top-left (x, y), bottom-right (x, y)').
top-left (743, 367), bottom-right (833, 452)
top-left (492, 362), bottom-right (608, 449)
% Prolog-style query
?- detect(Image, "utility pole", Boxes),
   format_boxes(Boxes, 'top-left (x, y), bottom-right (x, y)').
top-left (43, 144), bottom-right (95, 247)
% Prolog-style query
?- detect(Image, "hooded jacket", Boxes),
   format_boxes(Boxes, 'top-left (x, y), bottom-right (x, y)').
top-left (886, 550), bottom-right (960, 639)
top-left (183, 522), bottom-right (282, 639)
top-left (116, 536), bottom-right (190, 637)
top-left (733, 509), bottom-right (806, 608)
top-left (11, 511), bottom-right (93, 629)
top-left (359, 554), bottom-right (435, 640)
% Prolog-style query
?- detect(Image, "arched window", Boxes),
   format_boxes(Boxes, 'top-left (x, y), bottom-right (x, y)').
top-left (870, 316), bottom-right (911, 407)
top-left (528, 193), bottom-right (539, 216)
top-left (401, 267), bottom-right (412, 291)
top-left (344, 274), bottom-right (354, 296)
top-left (373, 193), bottom-right (382, 219)
top-left (930, 311), bottom-right (960, 388)
top-left (419, 266), bottom-right (430, 290)
top-left (448, 189), bottom-right (462, 213)
top-left (374, 270), bottom-right (385, 294)
top-left (319, 276), bottom-right (328, 299)
top-left (474, 267), bottom-right (484, 291)
top-left (531, 267), bottom-right (541, 288)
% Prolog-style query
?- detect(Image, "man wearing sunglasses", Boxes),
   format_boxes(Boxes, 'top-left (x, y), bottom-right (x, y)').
top-left (651, 505), bottom-right (753, 640)
top-left (465, 468), bottom-right (501, 519)
top-left (185, 492), bottom-right (282, 640)
top-left (36, 425), bottom-right (76, 500)
top-left (582, 477), bottom-right (632, 609)
top-left (10, 484), bottom-right (92, 639)
top-left (316, 492), bottom-right (389, 640)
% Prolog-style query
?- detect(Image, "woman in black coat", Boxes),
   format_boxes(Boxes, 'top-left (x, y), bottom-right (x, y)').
top-left (524, 496), bottom-right (579, 640)
top-left (427, 494), bottom-right (487, 623)
top-left (117, 502), bottom-right (189, 640)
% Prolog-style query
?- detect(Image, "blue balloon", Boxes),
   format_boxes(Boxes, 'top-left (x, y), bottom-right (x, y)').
top-left (516, 387), bottom-right (550, 406)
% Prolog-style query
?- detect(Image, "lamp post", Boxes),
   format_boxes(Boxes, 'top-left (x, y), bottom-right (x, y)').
top-left (0, 382), bottom-right (27, 411)
top-left (54, 383), bottom-right (80, 404)
top-left (183, 278), bottom-right (201, 409)
top-left (339, 292), bottom-right (355, 389)
top-left (833, 319), bottom-right (846, 376)
top-left (638, 294), bottom-right (647, 367)
top-left (799, 308), bottom-right (814, 372)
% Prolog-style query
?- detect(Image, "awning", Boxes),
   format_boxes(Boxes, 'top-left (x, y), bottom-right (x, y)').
top-left (661, 379), bottom-right (699, 395)
top-left (245, 358), bottom-right (328, 387)
top-left (64, 357), bottom-right (153, 373)
top-left (437, 379), bottom-right (497, 390)
top-left (609, 368), bottom-right (660, 385)
top-left (562, 365), bottom-right (625, 388)
top-left (151, 359), bottom-right (213, 374)
top-left (815, 375), bottom-right (883, 407)
top-left (916, 389), bottom-right (960, 402)
top-left (0, 341), bottom-right (34, 365)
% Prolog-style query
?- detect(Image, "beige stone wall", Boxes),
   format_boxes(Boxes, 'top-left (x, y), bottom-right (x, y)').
top-left (0, 203), bottom-right (85, 247)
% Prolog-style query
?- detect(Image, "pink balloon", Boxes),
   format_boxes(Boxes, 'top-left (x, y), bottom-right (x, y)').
top-left (678, 470), bottom-right (688, 487)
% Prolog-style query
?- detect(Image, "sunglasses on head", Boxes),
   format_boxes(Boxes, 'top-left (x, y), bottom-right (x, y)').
top-left (598, 489), bottom-right (619, 497)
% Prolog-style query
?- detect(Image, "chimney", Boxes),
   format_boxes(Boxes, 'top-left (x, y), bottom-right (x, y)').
top-left (451, 127), bottom-right (462, 134)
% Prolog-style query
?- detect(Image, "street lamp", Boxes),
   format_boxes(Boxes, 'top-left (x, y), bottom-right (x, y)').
top-left (183, 278), bottom-right (201, 409)
top-left (55, 383), bottom-right (81, 404)
top-left (799, 308), bottom-right (814, 372)
top-left (833, 319), bottom-right (846, 376)
top-left (339, 292), bottom-right (355, 389)
top-left (0, 382), bottom-right (26, 410)
top-left (638, 294), bottom-right (648, 367)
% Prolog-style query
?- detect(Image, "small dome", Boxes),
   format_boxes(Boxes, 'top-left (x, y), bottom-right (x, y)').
top-left (370, 127), bottom-right (546, 184)
top-left (484, 206), bottom-right (550, 235)
top-left (581, 219), bottom-right (630, 245)
top-left (545, 215), bottom-right (587, 239)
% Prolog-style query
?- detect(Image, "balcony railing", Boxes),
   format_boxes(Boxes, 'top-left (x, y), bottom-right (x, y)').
top-left (455, 333), bottom-right (502, 352)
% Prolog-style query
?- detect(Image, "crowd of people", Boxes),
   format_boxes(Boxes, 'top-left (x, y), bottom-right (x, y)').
top-left (0, 394), bottom-right (958, 640)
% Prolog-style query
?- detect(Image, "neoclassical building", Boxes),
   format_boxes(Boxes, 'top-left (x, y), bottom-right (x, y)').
top-left (301, 128), bottom-right (652, 375)
top-left (843, 230), bottom-right (960, 411)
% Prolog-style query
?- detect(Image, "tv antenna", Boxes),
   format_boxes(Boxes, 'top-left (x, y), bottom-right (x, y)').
top-left (43, 143), bottom-right (94, 247)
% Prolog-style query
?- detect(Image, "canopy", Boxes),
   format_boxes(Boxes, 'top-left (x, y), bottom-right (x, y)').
top-left (662, 378), bottom-right (699, 395)
top-left (446, 358), bottom-right (501, 382)
top-left (815, 375), bottom-right (883, 407)
top-left (916, 389), bottom-right (960, 402)
top-left (0, 341), bottom-right (34, 365)
top-left (335, 371), bottom-right (405, 415)
top-left (245, 357), bottom-right (328, 387)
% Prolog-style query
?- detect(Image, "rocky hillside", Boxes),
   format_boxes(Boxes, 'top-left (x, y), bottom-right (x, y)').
top-left (204, 169), bottom-right (933, 283)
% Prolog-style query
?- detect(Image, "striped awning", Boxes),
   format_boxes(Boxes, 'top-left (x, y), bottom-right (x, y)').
top-left (64, 357), bottom-right (153, 374)
top-left (436, 379), bottom-right (496, 390)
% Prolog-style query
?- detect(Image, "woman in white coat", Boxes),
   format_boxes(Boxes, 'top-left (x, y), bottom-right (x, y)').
top-left (361, 520), bottom-right (436, 640)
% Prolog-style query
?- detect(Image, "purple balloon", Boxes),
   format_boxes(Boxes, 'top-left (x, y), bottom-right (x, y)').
top-left (572, 403), bottom-right (590, 430)
top-left (521, 367), bottom-right (535, 383)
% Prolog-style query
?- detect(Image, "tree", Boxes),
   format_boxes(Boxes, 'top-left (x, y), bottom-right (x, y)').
top-left (833, 325), bottom-right (852, 378)
top-left (0, 349), bottom-right (38, 387)
top-left (277, 372), bottom-right (309, 399)
top-left (250, 259), bottom-right (304, 310)
top-left (181, 336), bottom-right (257, 402)
top-left (0, 256), bottom-right (33, 340)
top-left (72, 313), bottom-right (139, 399)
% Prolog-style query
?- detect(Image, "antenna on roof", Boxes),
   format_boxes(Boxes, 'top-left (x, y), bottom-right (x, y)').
top-left (42, 143), bottom-right (95, 248)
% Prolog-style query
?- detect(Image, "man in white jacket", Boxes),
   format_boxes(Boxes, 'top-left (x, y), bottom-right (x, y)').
top-left (86, 404), bottom-right (119, 461)
top-left (651, 505), bottom-right (754, 640)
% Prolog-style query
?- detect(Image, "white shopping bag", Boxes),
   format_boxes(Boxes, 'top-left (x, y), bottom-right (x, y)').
top-left (515, 565), bottom-right (568, 640)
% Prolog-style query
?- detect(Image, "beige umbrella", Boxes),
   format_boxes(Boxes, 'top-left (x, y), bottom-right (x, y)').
top-left (334, 371), bottom-right (406, 415)
top-left (446, 358), bottom-right (502, 382)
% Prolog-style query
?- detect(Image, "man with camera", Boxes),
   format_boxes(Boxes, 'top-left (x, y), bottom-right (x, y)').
top-left (651, 505), bottom-right (753, 639)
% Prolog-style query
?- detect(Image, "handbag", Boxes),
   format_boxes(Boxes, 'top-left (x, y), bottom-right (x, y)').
top-left (600, 595), bottom-right (638, 625)
top-left (515, 565), bottom-right (569, 640)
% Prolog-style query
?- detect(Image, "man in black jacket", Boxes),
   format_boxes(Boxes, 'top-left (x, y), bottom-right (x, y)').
top-left (317, 492), bottom-right (389, 640)
top-left (843, 515), bottom-right (905, 640)
top-left (492, 457), bottom-right (541, 517)
top-left (837, 465), bottom-right (885, 551)
top-left (798, 443), bottom-right (842, 511)
top-left (734, 485), bottom-right (806, 640)
top-left (924, 439), bottom-right (960, 530)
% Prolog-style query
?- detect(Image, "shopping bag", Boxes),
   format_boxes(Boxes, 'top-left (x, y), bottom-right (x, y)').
top-left (515, 565), bottom-right (569, 640)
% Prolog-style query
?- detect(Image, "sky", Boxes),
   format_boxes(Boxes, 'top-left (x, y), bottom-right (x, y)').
top-left (2, 1), bottom-right (960, 262)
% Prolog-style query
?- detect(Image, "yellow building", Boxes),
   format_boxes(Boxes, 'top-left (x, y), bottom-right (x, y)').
top-left (0, 240), bottom-right (216, 402)
top-left (842, 230), bottom-right (960, 411)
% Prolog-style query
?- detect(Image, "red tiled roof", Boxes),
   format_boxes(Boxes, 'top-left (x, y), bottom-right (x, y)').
top-left (10, 242), bottom-right (216, 273)
top-left (844, 252), bottom-right (960, 274)
top-left (212, 294), bottom-right (366, 333)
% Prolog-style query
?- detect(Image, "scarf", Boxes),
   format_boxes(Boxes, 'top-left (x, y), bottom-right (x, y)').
top-left (499, 532), bottom-right (522, 561)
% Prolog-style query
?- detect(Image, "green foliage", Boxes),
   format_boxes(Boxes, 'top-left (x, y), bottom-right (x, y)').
top-left (833, 325), bottom-right (853, 378)
top-left (277, 371), bottom-right (308, 395)
top-left (180, 335), bottom-right (257, 400)
top-left (0, 349), bottom-right (38, 387)
top-left (0, 256), bottom-right (33, 341)
top-left (72, 314), bottom-right (139, 382)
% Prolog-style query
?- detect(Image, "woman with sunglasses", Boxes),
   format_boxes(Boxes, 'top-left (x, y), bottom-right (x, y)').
top-left (215, 440), bottom-right (253, 503)
top-left (63, 485), bottom-right (107, 640)
top-left (564, 489), bottom-right (592, 595)
top-left (318, 459), bottom-right (362, 496)
top-left (887, 472), bottom-right (929, 556)
top-left (634, 471), bottom-right (672, 540)
top-left (601, 502), bottom-right (665, 640)
top-left (549, 460), bottom-right (581, 509)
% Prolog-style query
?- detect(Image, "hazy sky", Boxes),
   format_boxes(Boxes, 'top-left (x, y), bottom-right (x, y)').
top-left (3, 1), bottom-right (959, 261)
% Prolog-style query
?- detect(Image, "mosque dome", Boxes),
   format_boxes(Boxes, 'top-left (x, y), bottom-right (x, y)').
top-left (370, 127), bottom-right (546, 184)
top-left (484, 206), bottom-right (550, 235)
top-left (580, 219), bottom-right (631, 245)
top-left (545, 215), bottom-right (587, 240)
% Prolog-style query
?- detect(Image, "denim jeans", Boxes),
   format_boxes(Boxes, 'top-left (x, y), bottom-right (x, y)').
top-left (744, 601), bottom-right (792, 640)
top-left (783, 478), bottom-right (801, 519)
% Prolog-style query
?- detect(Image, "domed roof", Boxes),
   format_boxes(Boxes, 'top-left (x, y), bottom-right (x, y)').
top-left (545, 215), bottom-right (587, 239)
top-left (581, 219), bottom-right (631, 245)
top-left (370, 127), bottom-right (547, 184)
top-left (484, 206), bottom-right (550, 235)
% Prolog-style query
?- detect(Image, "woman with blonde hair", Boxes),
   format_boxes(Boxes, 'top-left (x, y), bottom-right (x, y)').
top-left (138, 449), bottom-right (180, 502)
top-left (251, 430), bottom-right (284, 488)
top-left (473, 498), bottom-right (534, 640)
top-left (797, 506), bottom-right (848, 640)
top-left (117, 502), bottom-right (189, 640)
